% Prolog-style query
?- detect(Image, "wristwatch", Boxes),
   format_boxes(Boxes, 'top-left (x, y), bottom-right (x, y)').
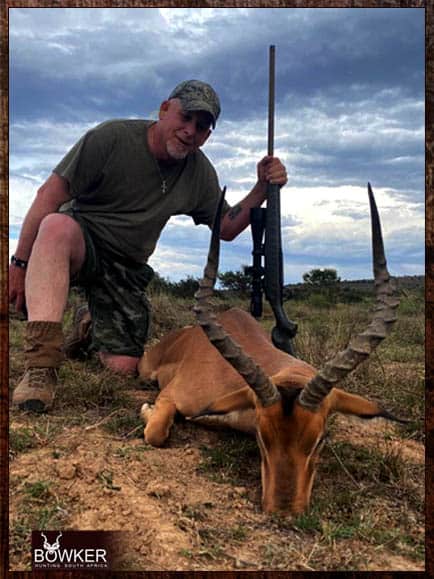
top-left (11, 255), bottom-right (28, 269)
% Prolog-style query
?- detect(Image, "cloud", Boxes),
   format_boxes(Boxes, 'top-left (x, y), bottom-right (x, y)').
top-left (9, 7), bottom-right (424, 283)
top-left (10, 8), bottom-right (424, 119)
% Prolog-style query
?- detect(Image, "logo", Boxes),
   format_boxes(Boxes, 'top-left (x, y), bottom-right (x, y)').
top-left (40, 532), bottom-right (62, 555)
top-left (32, 531), bottom-right (122, 570)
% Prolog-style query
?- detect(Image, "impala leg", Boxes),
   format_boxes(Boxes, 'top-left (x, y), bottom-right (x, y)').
top-left (190, 409), bottom-right (256, 435)
top-left (141, 397), bottom-right (177, 447)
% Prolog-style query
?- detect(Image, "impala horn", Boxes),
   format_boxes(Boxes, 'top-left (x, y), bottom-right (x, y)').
top-left (298, 183), bottom-right (400, 411)
top-left (194, 188), bottom-right (281, 407)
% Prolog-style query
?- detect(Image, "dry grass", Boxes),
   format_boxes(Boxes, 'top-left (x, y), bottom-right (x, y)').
top-left (9, 287), bottom-right (424, 571)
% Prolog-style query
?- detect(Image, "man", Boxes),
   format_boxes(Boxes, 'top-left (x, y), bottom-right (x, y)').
top-left (9, 80), bottom-right (288, 413)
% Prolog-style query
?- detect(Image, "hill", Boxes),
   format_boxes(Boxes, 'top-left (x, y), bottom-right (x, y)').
top-left (284, 275), bottom-right (424, 302)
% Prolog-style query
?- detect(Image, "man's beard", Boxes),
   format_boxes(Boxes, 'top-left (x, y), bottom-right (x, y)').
top-left (166, 137), bottom-right (191, 161)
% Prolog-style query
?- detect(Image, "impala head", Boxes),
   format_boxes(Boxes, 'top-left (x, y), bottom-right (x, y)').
top-left (254, 386), bottom-right (323, 514)
top-left (194, 184), bottom-right (403, 515)
top-left (256, 379), bottom-right (403, 513)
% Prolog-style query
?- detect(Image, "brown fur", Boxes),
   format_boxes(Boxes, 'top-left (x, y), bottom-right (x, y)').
top-left (139, 308), bottom-right (394, 514)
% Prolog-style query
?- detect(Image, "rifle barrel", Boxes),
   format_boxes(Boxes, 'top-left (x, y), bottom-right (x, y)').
top-left (268, 45), bottom-right (275, 157)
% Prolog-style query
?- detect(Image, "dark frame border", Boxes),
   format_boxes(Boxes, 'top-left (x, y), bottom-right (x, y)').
top-left (1, 2), bottom-right (429, 578)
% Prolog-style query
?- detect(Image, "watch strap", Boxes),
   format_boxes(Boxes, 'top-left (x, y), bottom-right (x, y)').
top-left (11, 255), bottom-right (28, 269)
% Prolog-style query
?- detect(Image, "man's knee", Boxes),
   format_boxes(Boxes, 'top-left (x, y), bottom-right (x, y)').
top-left (36, 213), bottom-right (85, 269)
top-left (37, 214), bottom-right (83, 248)
top-left (99, 352), bottom-right (139, 374)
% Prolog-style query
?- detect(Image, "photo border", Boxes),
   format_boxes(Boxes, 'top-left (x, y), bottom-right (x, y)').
top-left (1, 1), bottom-right (430, 577)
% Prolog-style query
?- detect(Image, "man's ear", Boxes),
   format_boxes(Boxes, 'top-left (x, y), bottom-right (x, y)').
top-left (159, 100), bottom-right (170, 119)
top-left (202, 129), bottom-right (212, 145)
top-left (198, 128), bottom-right (212, 146)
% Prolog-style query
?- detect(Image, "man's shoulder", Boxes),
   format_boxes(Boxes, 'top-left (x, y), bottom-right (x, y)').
top-left (192, 148), bottom-right (217, 174)
top-left (90, 118), bottom-right (151, 135)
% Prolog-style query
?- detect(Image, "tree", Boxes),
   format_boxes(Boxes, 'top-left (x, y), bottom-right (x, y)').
top-left (302, 268), bottom-right (341, 306)
top-left (148, 273), bottom-right (199, 298)
top-left (171, 276), bottom-right (199, 298)
top-left (302, 268), bottom-right (341, 286)
top-left (218, 266), bottom-right (252, 296)
top-left (148, 271), bottom-right (173, 294)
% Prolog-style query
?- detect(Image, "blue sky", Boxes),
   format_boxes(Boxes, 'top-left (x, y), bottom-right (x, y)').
top-left (9, 7), bottom-right (425, 282)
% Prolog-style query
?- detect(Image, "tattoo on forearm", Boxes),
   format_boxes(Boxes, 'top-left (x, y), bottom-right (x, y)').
top-left (228, 204), bottom-right (242, 220)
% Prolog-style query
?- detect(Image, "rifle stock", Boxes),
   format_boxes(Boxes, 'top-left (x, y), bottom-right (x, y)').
top-left (264, 183), bottom-right (297, 355)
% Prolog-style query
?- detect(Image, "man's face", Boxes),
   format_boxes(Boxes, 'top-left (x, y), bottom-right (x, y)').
top-left (158, 99), bottom-right (212, 161)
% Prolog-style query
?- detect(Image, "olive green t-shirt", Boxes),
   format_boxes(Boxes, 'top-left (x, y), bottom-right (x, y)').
top-left (54, 119), bottom-right (228, 263)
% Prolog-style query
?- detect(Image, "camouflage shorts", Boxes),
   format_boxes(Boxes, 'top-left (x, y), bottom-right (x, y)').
top-left (71, 218), bottom-right (154, 357)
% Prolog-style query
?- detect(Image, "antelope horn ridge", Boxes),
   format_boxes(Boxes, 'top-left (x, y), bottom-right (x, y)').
top-left (298, 183), bottom-right (400, 411)
top-left (194, 188), bottom-right (281, 407)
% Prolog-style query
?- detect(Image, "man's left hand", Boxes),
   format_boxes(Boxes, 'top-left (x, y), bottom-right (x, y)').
top-left (257, 156), bottom-right (288, 187)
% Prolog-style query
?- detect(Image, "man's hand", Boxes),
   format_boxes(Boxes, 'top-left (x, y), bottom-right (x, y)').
top-left (257, 156), bottom-right (288, 186)
top-left (9, 264), bottom-right (26, 313)
top-left (220, 156), bottom-right (288, 241)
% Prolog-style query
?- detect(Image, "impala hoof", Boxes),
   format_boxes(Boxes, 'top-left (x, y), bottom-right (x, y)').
top-left (140, 402), bottom-right (154, 424)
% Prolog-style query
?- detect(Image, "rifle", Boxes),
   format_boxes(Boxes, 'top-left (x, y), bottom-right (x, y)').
top-left (248, 45), bottom-right (298, 356)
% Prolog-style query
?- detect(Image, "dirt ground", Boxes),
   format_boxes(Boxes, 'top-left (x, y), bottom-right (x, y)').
top-left (9, 390), bottom-right (425, 572)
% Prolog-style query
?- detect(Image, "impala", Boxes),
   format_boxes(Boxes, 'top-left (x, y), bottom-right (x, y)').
top-left (139, 184), bottom-right (404, 514)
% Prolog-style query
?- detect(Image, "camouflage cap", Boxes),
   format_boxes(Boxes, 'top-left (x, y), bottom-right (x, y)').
top-left (168, 80), bottom-right (221, 129)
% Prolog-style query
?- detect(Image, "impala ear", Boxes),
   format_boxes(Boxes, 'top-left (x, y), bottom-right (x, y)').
top-left (327, 388), bottom-right (408, 423)
top-left (191, 387), bottom-right (255, 418)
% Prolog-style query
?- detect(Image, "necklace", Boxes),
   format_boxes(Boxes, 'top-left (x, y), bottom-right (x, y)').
top-left (148, 123), bottom-right (186, 195)
top-left (155, 163), bottom-right (168, 195)
top-left (148, 125), bottom-right (165, 194)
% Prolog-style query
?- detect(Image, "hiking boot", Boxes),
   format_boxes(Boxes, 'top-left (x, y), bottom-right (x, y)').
top-left (64, 304), bottom-right (92, 360)
top-left (12, 367), bottom-right (58, 413)
top-left (12, 320), bottom-right (64, 413)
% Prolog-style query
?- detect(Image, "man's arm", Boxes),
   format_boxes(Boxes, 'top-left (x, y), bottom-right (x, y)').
top-left (220, 155), bottom-right (287, 241)
top-left (9, 173), bottom-right (71, 312)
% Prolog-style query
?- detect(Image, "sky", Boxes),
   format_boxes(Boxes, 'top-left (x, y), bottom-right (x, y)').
top-left (9, 7), bottom-right (425, 283)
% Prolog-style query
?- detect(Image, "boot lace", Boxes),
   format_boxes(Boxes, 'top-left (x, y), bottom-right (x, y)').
top-left (28, 367), bottom-right (57, 388)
